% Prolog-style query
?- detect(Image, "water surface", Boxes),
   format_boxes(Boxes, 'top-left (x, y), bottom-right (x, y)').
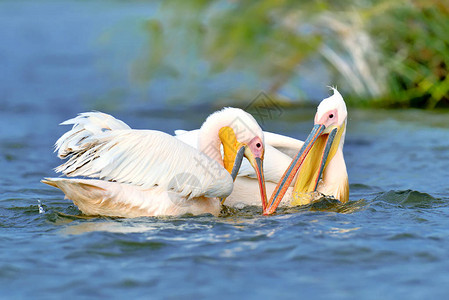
top-left (2, 105), bottom-right (449, 299)
top-left (1, 1), bottom-right (449, 299)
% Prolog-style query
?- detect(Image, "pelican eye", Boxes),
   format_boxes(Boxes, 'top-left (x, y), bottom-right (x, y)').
top-left (329, 114), bottom-right (334, 119)
top-left (256, 143), bottom-right (261, 148)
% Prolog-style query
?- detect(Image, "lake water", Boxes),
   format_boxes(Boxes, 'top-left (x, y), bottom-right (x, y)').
top-left (2, 1), bottom-right (449, 299)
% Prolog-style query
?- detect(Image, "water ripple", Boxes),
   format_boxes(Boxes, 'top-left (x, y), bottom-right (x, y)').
top-left (373, 189), bottom-right (445, 209)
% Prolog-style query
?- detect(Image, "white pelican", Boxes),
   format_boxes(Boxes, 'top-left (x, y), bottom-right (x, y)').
top-left (176, 88), bottom-right (349, 214)
top-left (263, 88), bottom-right (349, 214)
top-left (42, 108), bottom-right (267, 217)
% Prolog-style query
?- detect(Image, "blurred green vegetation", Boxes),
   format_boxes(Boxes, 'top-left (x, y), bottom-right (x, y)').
top-left (137, 0), bottom-right (449, 108)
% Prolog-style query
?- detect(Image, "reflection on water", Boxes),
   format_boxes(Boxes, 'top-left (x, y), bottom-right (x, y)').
top-left (60, 219), bottom-right (159, 235)
top-left (46, 189), bottom-right (433, 237)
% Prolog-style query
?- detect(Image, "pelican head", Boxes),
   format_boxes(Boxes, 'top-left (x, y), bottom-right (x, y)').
top-left (198, 108), bottom-right (267, 209)
top-left (293, 87), bottom-right (349, 202)
top-left (265, 88), bottom-right (349, 214)
top-left (315, 87), bottom-right (347, 135)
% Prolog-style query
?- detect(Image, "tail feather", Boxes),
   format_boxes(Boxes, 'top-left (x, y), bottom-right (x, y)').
top-left (41, 178), bottom-right (58, 188)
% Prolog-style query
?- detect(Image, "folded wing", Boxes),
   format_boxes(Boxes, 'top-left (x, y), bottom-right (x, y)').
top-left (55, 113), bottom-right (233, 199)
top-left (262, 131), bottom-right (304, 158)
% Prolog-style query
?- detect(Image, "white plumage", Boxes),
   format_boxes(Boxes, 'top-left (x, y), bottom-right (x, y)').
top-left (44, 112), bottom-right (238, 217)
top-left (43, 108), bottom-right (267, 217)
top-left (176, 88), bottom-right (349, 211)
top-left (175, 129), bottom-right (296, 207)
top-left (176, 130), bottom-right (296, 183)
top-left (55, 126), bottom-right (231, 199)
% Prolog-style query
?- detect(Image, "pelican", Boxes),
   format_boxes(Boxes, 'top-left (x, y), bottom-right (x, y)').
top-left (176, 88), bottom-right (349, 213)
top-left (264, 87), bottom-right (349, 214)
top-left (42, 108), bottom-right (267, 217)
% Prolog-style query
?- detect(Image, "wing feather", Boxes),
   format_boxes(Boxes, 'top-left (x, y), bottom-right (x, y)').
top-left (174, 129), bottom-right (199, 148)
top-left (263, 131), bottom-right (304, 158)
top-left (55, 114), bottom-right (233, 199)
top-left (238, 144), bottom-right (293, 183)
top-left (175, 129), bottom-right (302, 183)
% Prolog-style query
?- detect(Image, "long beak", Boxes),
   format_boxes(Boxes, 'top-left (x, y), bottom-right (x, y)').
top-left (218, 127), bottom-right (267, 208)
top-left (290, 124), bottom-right (342, 207)
top-left (312, 128), bottom-right (337, 191)
top-left (263, 124), bottom-right (327, 215)
top-left (244, 147), bottom-right (268, 211)
top-left (230, 146), bottom-right (246, 181)
top-left (220, 143), bottom-right (246, 205)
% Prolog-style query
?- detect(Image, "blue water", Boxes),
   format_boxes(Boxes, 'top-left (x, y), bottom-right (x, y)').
top-left (2, 1), bottom-right (449, 299)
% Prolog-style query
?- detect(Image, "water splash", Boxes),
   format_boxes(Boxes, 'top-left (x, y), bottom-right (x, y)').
top-left (37, 200), bottom-right (45, 214)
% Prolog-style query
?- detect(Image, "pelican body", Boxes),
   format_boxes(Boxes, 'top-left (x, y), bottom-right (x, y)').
top-left (264, 88), bottom-right (349, 214)
top-left (43, 108), bottom-right (267, 217)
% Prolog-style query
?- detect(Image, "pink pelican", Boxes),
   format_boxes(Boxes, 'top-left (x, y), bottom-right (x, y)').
top-left (42, 108), bottom-right (267, 217)
top-left (263, 88), bottom-right (349, 214)
top-left (177, 88), bottom-right (349, 214)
